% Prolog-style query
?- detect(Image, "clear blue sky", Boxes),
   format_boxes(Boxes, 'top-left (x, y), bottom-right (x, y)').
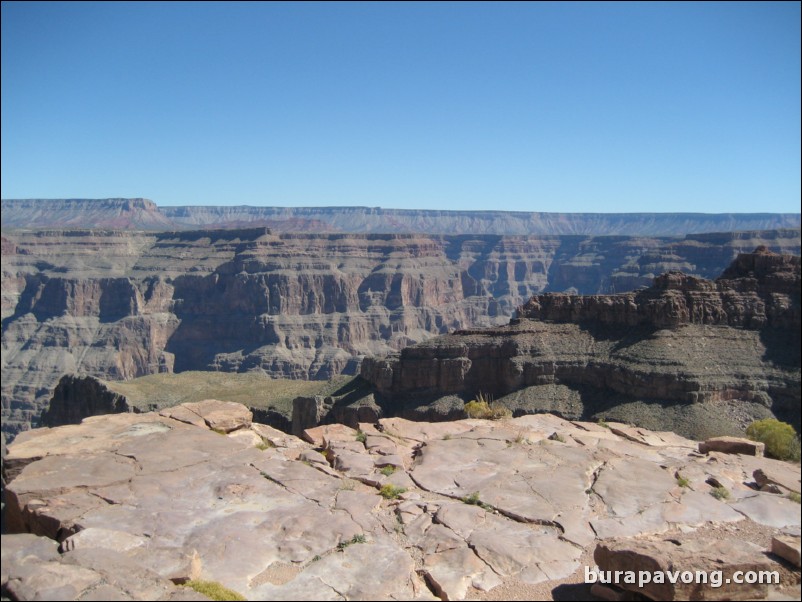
top-left (2, 1), bottom-right (800, 213)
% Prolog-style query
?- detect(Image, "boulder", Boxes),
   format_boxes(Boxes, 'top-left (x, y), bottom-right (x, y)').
top-left (772, 534), bottom-right (801, 568)
top-left (699, 437), bottom-right (765, 457)
top-left (594, 536), bottom-right (776, 600)
top-left (179, 399), bottom-right (252, 433)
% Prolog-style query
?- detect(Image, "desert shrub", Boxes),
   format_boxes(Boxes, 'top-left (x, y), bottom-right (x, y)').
top-left (462, 491), bottom-right (481, 505)
top-left (746, 419), bottom-right (801, 462)
top-left (355, 430), bottom-right (367, 443)
top-left (255, 437), bottom-right (274, 451)
top-left (461, 491), bottom-right (493, 511)
top-left (464, 393), bottom-right (511, 420)
top-left (379, 465), bottom-right (396, 476)
top-left (337, 534), bottom-right (367, 550)
top-left (710, 486), bottom-right (730, 500)
top-left (379, 484), bottom-right (407, 499)
top-left (788, 492), bottom-right (801, 504)
top-left (676, 475), bottom-right (690, 488)
top-left (183, 580), bottom-right (246, 601)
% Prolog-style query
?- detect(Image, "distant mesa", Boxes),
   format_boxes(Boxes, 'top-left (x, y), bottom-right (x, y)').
top-left (2, 197), bottom-right (800, 235)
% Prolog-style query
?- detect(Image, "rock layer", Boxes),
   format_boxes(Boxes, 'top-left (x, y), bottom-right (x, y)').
top-left (2, 228), bottom-right (800, 438)
top-left (361, 250), bottom-right (801, 439)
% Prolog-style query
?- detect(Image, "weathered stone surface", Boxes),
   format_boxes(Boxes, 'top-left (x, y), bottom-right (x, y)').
top-left (1, 533), bottom-right (61, 580)
top-left (3, 408), bottom-right (800, 601)
top-left (60, 528), bottom-right (147, 553)
top-left (731, 494), bottom-right (802, 529)
top-left (754, 466), bottom-right (802, 495)
top-left (302, 423), bottom-right (357, 448)
top-left (699, 436), bottom-right (765, 457)
top-left (178, 399), bottom-right (252, 433)
top-left (249, 535), bottom-right (435, 601)
top-left (772, 534), bottom-right (801, 568)
top-left (594, 536), bottom-right (775, 600)
top-left (0, 533), bottom-right (201, 601)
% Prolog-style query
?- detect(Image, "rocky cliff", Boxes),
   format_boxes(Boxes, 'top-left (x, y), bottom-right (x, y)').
top-left (2, 228), bottom-right (800, 438)
top-left (361, 250), bottom-right (801, 439)
top-left (3, 198), bottom-right (800, 235)
top-left (2, 406), bottom-right (800, 600)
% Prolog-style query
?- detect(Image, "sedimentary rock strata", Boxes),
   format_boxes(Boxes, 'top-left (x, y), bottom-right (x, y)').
top-left (4, 227), bottom-right (798, 438)
top-left (361, 250), bottom-right (801, 439)
top-left (2, 405), bottom-right (800, 600)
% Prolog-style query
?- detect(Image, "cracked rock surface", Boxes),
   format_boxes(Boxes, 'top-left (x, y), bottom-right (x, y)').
top-left (3, 403), bottom-right (800, 600)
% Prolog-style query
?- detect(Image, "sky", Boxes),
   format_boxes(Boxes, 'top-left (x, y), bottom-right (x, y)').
top-left (1, 1), bottom-right (800, 213)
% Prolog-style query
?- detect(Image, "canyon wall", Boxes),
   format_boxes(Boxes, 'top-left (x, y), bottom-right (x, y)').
top-left (361, 250), bottom-right (801, 437)
top-left (2, 228), bottom-right (800, 437)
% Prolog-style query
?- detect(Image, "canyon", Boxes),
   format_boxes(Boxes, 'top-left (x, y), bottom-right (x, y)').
top-left (1, 202), bottom-right (800, 600)
top-left (361, 248), bottom-right (801, 440)
top-left (2, 223), bottom-right (799, 439)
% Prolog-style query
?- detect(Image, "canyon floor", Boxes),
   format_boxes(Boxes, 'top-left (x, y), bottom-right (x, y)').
top-left (3, 401), bottom-right (800, 601)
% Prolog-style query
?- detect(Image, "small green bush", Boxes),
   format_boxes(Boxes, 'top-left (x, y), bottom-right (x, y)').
top-left (464, 393), bottom-right (511, 420)
top-left (355, 430), bottom-right (367, 443)
top-left (461, 491), bottom-right (493, 511)
top-left (746, 419), bottom-right (801, 462)
top-left (676, 475), bottom-right (690, 488)
top-left (597, 418), bottom-right (610, 429)
top-left (710, 486), bottom-right (730, 501)
top-left (337, 534), bottom-right (367, 550)
top-left (255, 437), bottom-right (274, 451)
top-left (462, 492), bottom-right (481, 505)
top-left (379, 465), bottom-right (396, 476)
top-left (788, 492), bottom-right (801, 504)
top-left (379, 484), bottom-right (407, 499)
top-left (183, 580), bottom-right (246, 601)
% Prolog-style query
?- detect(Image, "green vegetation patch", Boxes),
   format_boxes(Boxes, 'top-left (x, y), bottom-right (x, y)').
top-left (464, 393), bottom-right (512, 420)
top-left (710, 486), bottom-right (730, 501)
top-left (106, 371), bottom-right (353, 415)
top-left (255, 437), bottom-right (274, 451)
top-left (461, 491), bottom-right (493, 511)
top-left (183, 580), bottom-right (246, 601)
top-left (337, 534), bottom-right (367, 550)
top-left (379, 484), bottom-right (407, 499)
top-left (746, 418), bottom-right (801, 462)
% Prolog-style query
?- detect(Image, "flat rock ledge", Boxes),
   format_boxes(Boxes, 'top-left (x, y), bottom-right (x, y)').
top-left (2, 403), bottom-right (800, 601)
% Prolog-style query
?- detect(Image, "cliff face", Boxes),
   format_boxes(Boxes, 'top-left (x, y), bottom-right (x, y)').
top-left (2, 228), bottom-right (800, 437)
top-left (518, 247), bottom-right (801, 330)
top-left (3, 198), bottom-right (800, 235)
top-left (361, 250), bottom-right (801, 437)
